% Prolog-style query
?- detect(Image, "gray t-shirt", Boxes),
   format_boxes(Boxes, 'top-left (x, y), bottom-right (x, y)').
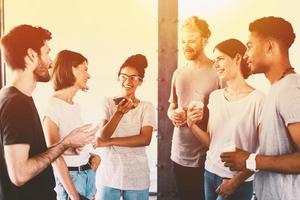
top-left (169, 66), bottom-right (220, 167)
top-left (255, 74), bottom-right (300, 200)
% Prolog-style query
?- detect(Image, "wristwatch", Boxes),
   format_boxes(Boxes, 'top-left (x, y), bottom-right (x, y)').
top-left (246, 153), bottom-right (258, 172)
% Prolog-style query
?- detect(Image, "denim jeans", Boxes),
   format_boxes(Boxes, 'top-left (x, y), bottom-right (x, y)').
top-left (204, 170), bottom-right (253, 200)
top-left (172, 161), bottom-right (205, 200)
top-left (55, 169), bottom-right (96, 200)
top-left (96, 186), bottom-right (149, 200)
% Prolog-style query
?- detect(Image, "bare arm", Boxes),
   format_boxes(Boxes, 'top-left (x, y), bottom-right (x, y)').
top-left (43, 117), bottom-right (79, 200)
top-left (216, 170), bottom-right (253, 198)
top-left (95, 126), bottom-right (153, 147)
top-left (187, 107), bottom-right (210, 147)
top-left (221, 122), bottom-right (300, 173)
top-left (100, 99), bottom-right (134, 141)
top-left (256, 122), bottom-right (300, 173)
top-left (99, 112), bottom-right (123, 141)
top-left (4, 124), bottom-right (97, 187)
top-left (167, 102), bottom-right (186, 127)
top-left (189, 124), bottom-right (210, 148)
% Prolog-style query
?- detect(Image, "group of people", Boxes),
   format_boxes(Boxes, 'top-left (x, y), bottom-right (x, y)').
top-left (0, 15), bottom-right (299, 200)
top-left (0, 25), bottom-right (156, 200)
top-left (168, 16), bottom-right (300, 200)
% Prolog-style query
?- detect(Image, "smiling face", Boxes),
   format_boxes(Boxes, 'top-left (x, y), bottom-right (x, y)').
top-left (33, 42), bottom-right (52, 82)
top-left (180, 27), bottom-right (206, 61)
top-left (244, 32), bottom-right (270, 74)
top-left (118, 66), bottom-right (142, 96)
top-left (72, 61), bottom-right (90, 91)
top-left (213, 49), bottom-right (241, 81)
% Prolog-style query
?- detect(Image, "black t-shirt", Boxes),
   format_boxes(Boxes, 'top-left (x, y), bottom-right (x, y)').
top-left (0, 87), bottom-right (56, 200)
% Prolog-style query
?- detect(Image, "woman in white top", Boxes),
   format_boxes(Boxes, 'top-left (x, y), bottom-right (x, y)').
top-left (187, 39), bottom-right (264, 200)
top-left (94, 54), bottom-right (156, 200)
top-left (43, 50), bottom-right (100, 200)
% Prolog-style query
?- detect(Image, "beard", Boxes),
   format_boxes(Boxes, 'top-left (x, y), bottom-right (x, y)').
top-left (249, 61), bottom-right (269, 75)
top-left (33, 58), bottom-right (50, 82)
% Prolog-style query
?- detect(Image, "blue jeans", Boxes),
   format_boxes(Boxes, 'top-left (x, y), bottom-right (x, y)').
top-left (55, 169), bottom-right (96, 200)
top-left (204, 170), bottom-right (253, 200)
top-left (97, 186), bottom-right (149, 200)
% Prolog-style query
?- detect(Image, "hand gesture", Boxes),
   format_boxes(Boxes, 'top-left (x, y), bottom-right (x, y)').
top-left (93, 137), bottom-right (112, 148)
top-left (220, 148), bottom-right (250, 171)
top-left (170, 107), bottom-right (187, 127)
top-left (216, 178), bottom-right (238, 198)
top-left (89, 154), bottom-right (101, 171)
top-left (24, 51), bottom-right (39, 70)
top-left (116, 98), bottom-right (134, 114)
top-left (63, 147), bottom-right (82, 155)
top-left (63, 124), bottom-right (99, 148)
top-left (186, 106), bottom-right (203, 127)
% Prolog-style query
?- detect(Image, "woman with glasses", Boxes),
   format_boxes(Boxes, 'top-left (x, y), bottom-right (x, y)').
top-left (94, 54), bottom-right (156, 200)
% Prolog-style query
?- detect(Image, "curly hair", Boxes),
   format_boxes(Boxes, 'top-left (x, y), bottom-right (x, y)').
top-left (181, 16), bottom-right (211, 39)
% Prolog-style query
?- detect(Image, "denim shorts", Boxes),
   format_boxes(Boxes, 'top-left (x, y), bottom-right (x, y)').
top-left (55, 169), bottom-right (96, 200)
top-left (96, 185), bottom-right (149, 200)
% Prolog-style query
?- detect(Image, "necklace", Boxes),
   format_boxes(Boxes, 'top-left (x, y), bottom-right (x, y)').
top-left (280, 67), bottom-right (295, 80)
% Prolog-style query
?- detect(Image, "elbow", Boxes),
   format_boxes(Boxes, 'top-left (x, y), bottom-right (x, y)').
top-left (99, 135), bottom-right (110, 142)
top-left (143, 137), bottom-right (152, 146)
top-left (10, 174), bottom-right (27, 187)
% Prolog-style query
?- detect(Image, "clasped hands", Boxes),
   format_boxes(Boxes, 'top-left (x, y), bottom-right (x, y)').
top-left (171, 105), bottom-right (204, 127)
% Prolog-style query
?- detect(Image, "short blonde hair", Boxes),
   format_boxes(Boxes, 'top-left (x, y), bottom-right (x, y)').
top-left (181, 16), bottom-right (211, 39)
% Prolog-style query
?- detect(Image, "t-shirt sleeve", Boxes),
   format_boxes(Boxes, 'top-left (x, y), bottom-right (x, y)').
top-left (2, 96), bottom-right (34, 145)
top-left (278, 81), bottom-right (300, 126)
top-left (43, 99), bottom-right (60, 126)
top-left (98, 97), bottom-right (111, 121)
top-left (142, 102), bottom-right (157, 129)
top-left (207, 90), bottom-right (216, 111)
top-left (168, 70), bottom-right (178, 103)
top-left (256, 93), bottom-right (265, 126)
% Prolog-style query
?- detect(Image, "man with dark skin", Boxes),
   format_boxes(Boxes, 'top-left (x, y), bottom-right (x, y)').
top-left (220, 16), bottom-right (300, 200)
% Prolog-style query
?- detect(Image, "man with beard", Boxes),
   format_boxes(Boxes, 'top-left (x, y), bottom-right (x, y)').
top-left (167, 16), bottom-right (220, 200)
top-left (220, 16), bottom-right (300, 200)
top-left (0, 25), bottom-right (98, 200)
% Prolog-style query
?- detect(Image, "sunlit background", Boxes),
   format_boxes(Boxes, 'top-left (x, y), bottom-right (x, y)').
top-left (3, 0), bottom-right (300, 195)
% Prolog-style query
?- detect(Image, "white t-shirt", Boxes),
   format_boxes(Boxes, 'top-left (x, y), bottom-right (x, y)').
top-left (255, 74), bottom-right (300, 200)
top-left (44, 97), bottom-right (90, 166)
top-left (205, 89), bottom-right (264, 181)
top-left (96, 97), bottom-right (156, 190)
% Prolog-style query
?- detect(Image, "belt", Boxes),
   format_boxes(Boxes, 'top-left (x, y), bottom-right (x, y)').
top-left (68, 163), bottom-right (91, 171)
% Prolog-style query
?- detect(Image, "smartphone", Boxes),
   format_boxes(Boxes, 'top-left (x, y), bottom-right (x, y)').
top-left (113, 97), bottom-right (127, 105)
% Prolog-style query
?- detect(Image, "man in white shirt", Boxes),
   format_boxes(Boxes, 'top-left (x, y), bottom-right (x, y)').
top-left (220, 16), bottom-right (300, 200)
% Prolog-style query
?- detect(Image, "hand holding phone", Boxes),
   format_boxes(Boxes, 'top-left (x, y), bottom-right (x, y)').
top-left (113, 97), bottom-right (127, 105)
top-left (113, 96), bottom-right (134, 114)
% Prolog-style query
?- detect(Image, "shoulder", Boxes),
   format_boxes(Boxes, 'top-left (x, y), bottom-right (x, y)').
top-left (251, 89), bottom-right (266, 100)
top-left (277, 74), bottom-right (300, 101)
top-left (210, 88), bottom-right (224, 99)
top-left (140, 100), bottom-right (155, 109)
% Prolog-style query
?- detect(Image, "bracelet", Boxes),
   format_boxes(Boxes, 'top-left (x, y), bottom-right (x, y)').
top-left (246, 153), bottom-right (258, 172)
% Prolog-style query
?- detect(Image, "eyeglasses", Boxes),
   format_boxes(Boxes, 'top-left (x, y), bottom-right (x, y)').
top-left (119, 73), bottom-right (142, 82)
